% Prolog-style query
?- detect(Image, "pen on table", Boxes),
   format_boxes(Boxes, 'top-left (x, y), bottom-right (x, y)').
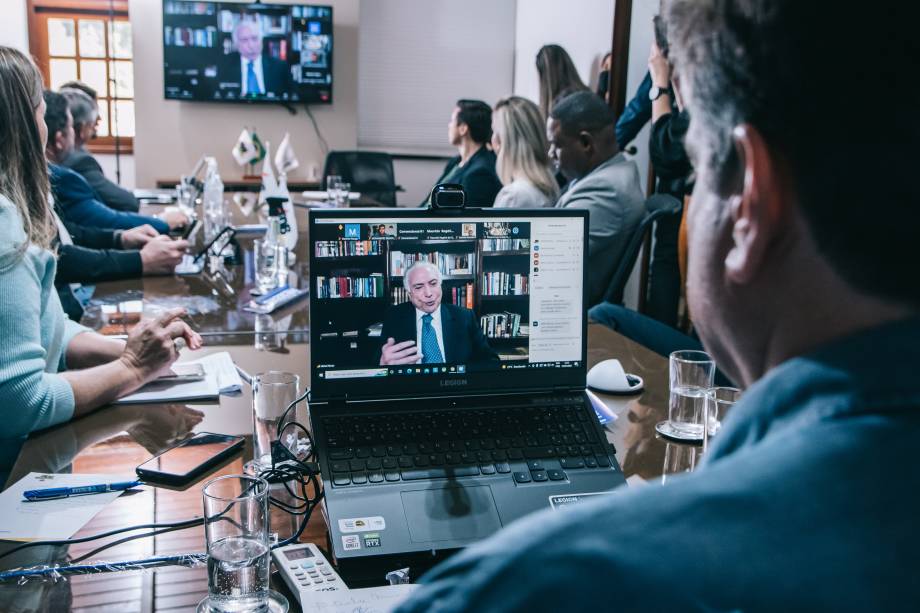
top-left (23, 480), bottom-right (143, 501)
top-left (236, 365), bottom-right (252, 385)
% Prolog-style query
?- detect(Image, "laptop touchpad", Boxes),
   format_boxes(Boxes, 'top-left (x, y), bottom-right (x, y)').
top-left (401, 486), bottom-right (501, 543)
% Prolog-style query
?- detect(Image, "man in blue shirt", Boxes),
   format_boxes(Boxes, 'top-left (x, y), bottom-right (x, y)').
top-left (397, 1), bottom-right (920, 610)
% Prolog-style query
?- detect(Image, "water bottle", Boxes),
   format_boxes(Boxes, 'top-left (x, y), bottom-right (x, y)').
top-left (203, 159), bottom-right (225, 242)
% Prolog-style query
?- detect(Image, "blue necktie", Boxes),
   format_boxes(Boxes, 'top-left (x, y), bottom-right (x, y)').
top-left (421, 314), bottom-right (443, 364)
top-left (246, 61), bottom-right (259, 95)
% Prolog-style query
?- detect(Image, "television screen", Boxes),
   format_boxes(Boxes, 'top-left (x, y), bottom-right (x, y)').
top-left (162, 1), bottom-right (333, 104)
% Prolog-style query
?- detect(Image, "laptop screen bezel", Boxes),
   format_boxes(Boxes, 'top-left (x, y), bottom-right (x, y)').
top-left (307, 207), bottom-right (590, 402)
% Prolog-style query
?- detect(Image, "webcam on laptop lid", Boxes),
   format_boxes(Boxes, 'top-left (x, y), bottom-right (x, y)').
top-left (429, 183), bottom-right (465, 209)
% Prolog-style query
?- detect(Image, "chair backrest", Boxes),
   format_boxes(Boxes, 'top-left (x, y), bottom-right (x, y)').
top-left (321, 151), bottom-right (398, 206)
top-left (599, 193), bottom-right (682, 306)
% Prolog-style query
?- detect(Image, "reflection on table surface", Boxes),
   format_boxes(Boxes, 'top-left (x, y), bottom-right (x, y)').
top-left (3, 226), bottom-right (700, 612)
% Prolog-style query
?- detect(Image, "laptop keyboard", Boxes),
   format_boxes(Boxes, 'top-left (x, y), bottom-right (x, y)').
top-left (321, 403), bottom-right (613, 487)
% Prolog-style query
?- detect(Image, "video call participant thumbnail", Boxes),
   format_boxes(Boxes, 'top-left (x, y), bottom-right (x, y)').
top-left (219, 18), bottom-right (291, 97)
top-left (379, 261), bottom-right (497, 366)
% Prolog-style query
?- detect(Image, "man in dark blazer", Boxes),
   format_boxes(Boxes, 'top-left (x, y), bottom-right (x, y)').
top-left (423, 100), bottom-right (503, 207)
top-left (218, 19), bottom-right (291, 98)
top-left (60, 87), bottom-right (140, 212)
top-left (379, 261), bottom-right (497, 366)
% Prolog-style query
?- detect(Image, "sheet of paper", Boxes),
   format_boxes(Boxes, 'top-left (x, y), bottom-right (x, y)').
top-left (113, 351), bottom-right (242, 404)
top-left (0, 473), bottom-right (136, 542)
top-left (299, 585), bottom-right (417, 613)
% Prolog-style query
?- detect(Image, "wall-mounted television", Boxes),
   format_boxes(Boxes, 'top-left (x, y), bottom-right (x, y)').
top-left (163, 1), bottom-right (333, 104)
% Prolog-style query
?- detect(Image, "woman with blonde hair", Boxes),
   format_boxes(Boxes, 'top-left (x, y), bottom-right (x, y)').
top-left (0, 46), bottom-right (202, 478)
top-left (491, 96), bottom-right (559, 208)
top-left (535, 44), bottom-right (589, 118)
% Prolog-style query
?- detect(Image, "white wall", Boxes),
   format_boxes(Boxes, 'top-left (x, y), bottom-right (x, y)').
top-left (96, 153), bottom-right (137, 190)
top-left (512, 0), bottom-right (614, 102)
top-left (130, 0), bottom-right (359, 187)
top-left (0, 0), bottom-right (29, 53)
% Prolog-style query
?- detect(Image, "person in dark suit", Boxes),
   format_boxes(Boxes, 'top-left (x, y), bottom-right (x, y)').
top-left (379, 261), bottom-right (497, 366)
top-left (218, 19), bottom-right (291, 98)
top-left (423, 100), bottom-right (503, 207)
top-left (59, 86), bottom-right (140, 212)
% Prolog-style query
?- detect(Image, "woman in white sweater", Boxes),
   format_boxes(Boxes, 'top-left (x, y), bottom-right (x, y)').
top-left (491, 96), bottom-right (559, 208)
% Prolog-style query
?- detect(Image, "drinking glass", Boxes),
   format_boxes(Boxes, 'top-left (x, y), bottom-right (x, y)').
top-left (325, 174), bottom-right (342, 204)
top-left (333, 181), bottom-right (351, 208)
top-left (656, 350), bottom-right (715, 442)
top-left (702, 386), bottom-right (741, 453)
top-left (661, 441), bottom-right (701, 485)
top-left (246, 372), bottom-right (300, 475)
top-left (253, 240), bottom-right (285, 294)
top-left (200, 475), bottom-right (287, 613)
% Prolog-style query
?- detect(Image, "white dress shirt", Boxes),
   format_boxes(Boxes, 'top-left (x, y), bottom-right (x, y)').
top-left (415, 306), bottom-right (446, 364)
top-left (240, 56), bottom-right (265, 95)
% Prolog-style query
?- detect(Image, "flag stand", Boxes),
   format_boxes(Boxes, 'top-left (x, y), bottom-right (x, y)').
top-left (243, 162), bottom-right (260, 180)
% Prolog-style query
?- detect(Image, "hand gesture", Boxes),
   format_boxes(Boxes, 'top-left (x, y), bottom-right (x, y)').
top-left (120, 307), bottom-right (203, 384)
top-left (380, 338), bottom-right (422, 365)
top-left (648, 41), bottom-right (671, 88)
top-left (141, 236), bottom-right (188, 275)
top-left (121, 224), bottom-right (159, 249)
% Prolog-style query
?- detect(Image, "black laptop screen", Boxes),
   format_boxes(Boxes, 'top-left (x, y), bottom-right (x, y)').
top-left (308, 210), bottom-right (588, 401)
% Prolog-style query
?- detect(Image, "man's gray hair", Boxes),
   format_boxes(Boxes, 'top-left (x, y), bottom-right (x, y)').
top-left (232, 18), bottom-right (263, 46)
top-left (60, 88), bottom-right (97, 129)
top-left (403, 261), bottom-right (442, 292)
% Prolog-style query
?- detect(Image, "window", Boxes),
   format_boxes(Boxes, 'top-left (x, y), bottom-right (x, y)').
top-left (28, 0), bottom-right (134, 154)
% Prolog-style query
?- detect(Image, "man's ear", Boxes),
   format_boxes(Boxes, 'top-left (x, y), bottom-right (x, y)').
top-left (457, 122), bottom-right (469, 138)
top-left (53, 130), bottom-right (65, 153)
top-left (577, 131), bottom-right (594, 155)
top-left (724, 124), bottom-right (786, 285)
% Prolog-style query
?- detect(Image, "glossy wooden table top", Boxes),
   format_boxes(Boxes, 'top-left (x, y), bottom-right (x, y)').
top-left (0, 202), bottom-right (698, 611)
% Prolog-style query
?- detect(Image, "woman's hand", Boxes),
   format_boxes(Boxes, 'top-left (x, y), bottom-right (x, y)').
top-left (119, 307), bottom-right (203, 384)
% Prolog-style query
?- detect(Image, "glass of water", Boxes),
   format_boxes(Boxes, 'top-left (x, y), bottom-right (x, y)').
top-left (201, 475), bottom-right (286, 613)
top-left (656, 350), bottom-right (715, 443)
top-left (325, 174), bottom-right (342, 204)
top-left (246, 371), bottom-right (301, 475)
top-left (333, 181), bottom-right (351, 208)
top-left (253, 240), bottom-right (284, 294)
top-left (702, 386), bottom-right (741, 453)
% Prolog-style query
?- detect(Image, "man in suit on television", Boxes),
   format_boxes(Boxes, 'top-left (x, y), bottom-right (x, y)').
top-left (219, 19), bottom-right (291, 98)
top-left (380, 261), bottom-right (498, 366)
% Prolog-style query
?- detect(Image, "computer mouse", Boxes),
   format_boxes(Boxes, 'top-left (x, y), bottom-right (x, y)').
top-left (586, 358), bottom-right (644, 395)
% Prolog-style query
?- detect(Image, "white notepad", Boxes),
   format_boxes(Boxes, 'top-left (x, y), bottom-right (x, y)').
top-left (0, 473), bottom-right (137, 542)
top-left (114, 351), bottom-right (242, 404)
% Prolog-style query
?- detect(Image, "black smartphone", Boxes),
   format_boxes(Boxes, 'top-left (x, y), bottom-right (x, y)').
top-left (194, 226), bottom-right (237, 264)
top-left (136, 432), bottom-right (245, 485)
top-left (181, 219), bottom-right (201, 240)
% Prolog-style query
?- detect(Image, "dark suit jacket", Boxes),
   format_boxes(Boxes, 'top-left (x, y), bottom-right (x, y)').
top-left (380, 302), bottom-right (498, 365)
top-left (50, 165), bottom-right (169, 233)
top-left (218, 52), bottom-right (291, 97)
top-left (425, 147), bottom-right (503, 207)
top-left (61, 148), bottom-right (139, 212)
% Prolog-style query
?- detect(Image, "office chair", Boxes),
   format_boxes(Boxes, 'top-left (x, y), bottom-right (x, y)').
top-left (599, 193), bottom-right (682, 307)
top-left (321, 151), bottom-right (404, 207)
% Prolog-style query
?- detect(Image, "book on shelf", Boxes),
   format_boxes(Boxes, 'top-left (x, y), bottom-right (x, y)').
top-left (481, 272), bottom-right (529, 296)
top-left (392, 282), bottom-right (474, 308)
top-left (316, 273), bottom-right (384, 298)
top-left (314, 240), bottom-right (382, 257)
top-left (389, 251), bottom-right (473, 277)
top-left (481, 238), bottom-right (530, 252)
top-left (480, 311), bottom-right (527, 339)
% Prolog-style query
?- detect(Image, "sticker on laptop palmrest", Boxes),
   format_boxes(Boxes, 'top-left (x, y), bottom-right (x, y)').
top-left (339, 516), bottom-right (386, 533)
top-left (342, 534), bottom-right (361, 551)
top-left (549, 492), bottom-right (617, 510)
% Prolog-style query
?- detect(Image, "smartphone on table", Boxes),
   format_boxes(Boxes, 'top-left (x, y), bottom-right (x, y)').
top-left (136, 432), bottom-right (245, 486)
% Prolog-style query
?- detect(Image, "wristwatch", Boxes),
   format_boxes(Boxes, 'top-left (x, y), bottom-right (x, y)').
top-left (649, 84), bottom-right (672, 101)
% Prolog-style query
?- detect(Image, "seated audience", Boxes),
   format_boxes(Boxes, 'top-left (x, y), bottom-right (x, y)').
top-left (548, 91), bottom-right (645, 305)
top-left (0, 46), bottom-right (202, 479)
top-left (397, 1), bottom-right (920, 610)
top-left (535, 44), bottom-right (590, 119)
top-left (424, 100), bottom-right (502, 207)
top-left (491, 96), bottom-right (558, 208)
top-left (59, 86), bottom-right (140, 212)
top-left (43, 91), bottom-right (186, 233)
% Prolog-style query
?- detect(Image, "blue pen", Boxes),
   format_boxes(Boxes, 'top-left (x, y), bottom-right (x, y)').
top-left (255, 284), bottom-right (290, 305)
top-left (23, 480), bottom-right (143, 501)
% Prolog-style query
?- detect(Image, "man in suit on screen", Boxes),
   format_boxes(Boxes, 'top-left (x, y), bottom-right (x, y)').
top-left (379, 261), bottom-right (498, 366)
top-left (219, 19), bottom-right (291, 98)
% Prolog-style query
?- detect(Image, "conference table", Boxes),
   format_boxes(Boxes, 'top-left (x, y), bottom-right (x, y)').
top-left (0, 198), bottom-right (698, 612)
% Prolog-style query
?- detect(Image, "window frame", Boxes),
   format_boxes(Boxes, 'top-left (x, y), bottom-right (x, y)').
top-left (28, 0), bottom-right (134, 154)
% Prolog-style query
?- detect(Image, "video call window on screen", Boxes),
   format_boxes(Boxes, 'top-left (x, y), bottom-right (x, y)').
top-left (310, 218), bottom-right (585, 382)
top-left (162, 2), bottom-right (333, 104)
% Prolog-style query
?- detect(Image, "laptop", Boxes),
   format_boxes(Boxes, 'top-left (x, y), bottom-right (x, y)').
top-left (308, 208), bottom-right (626, 582)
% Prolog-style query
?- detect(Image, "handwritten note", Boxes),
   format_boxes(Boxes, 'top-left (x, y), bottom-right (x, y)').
top-left (299, 585), bottom-right (417, 613)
